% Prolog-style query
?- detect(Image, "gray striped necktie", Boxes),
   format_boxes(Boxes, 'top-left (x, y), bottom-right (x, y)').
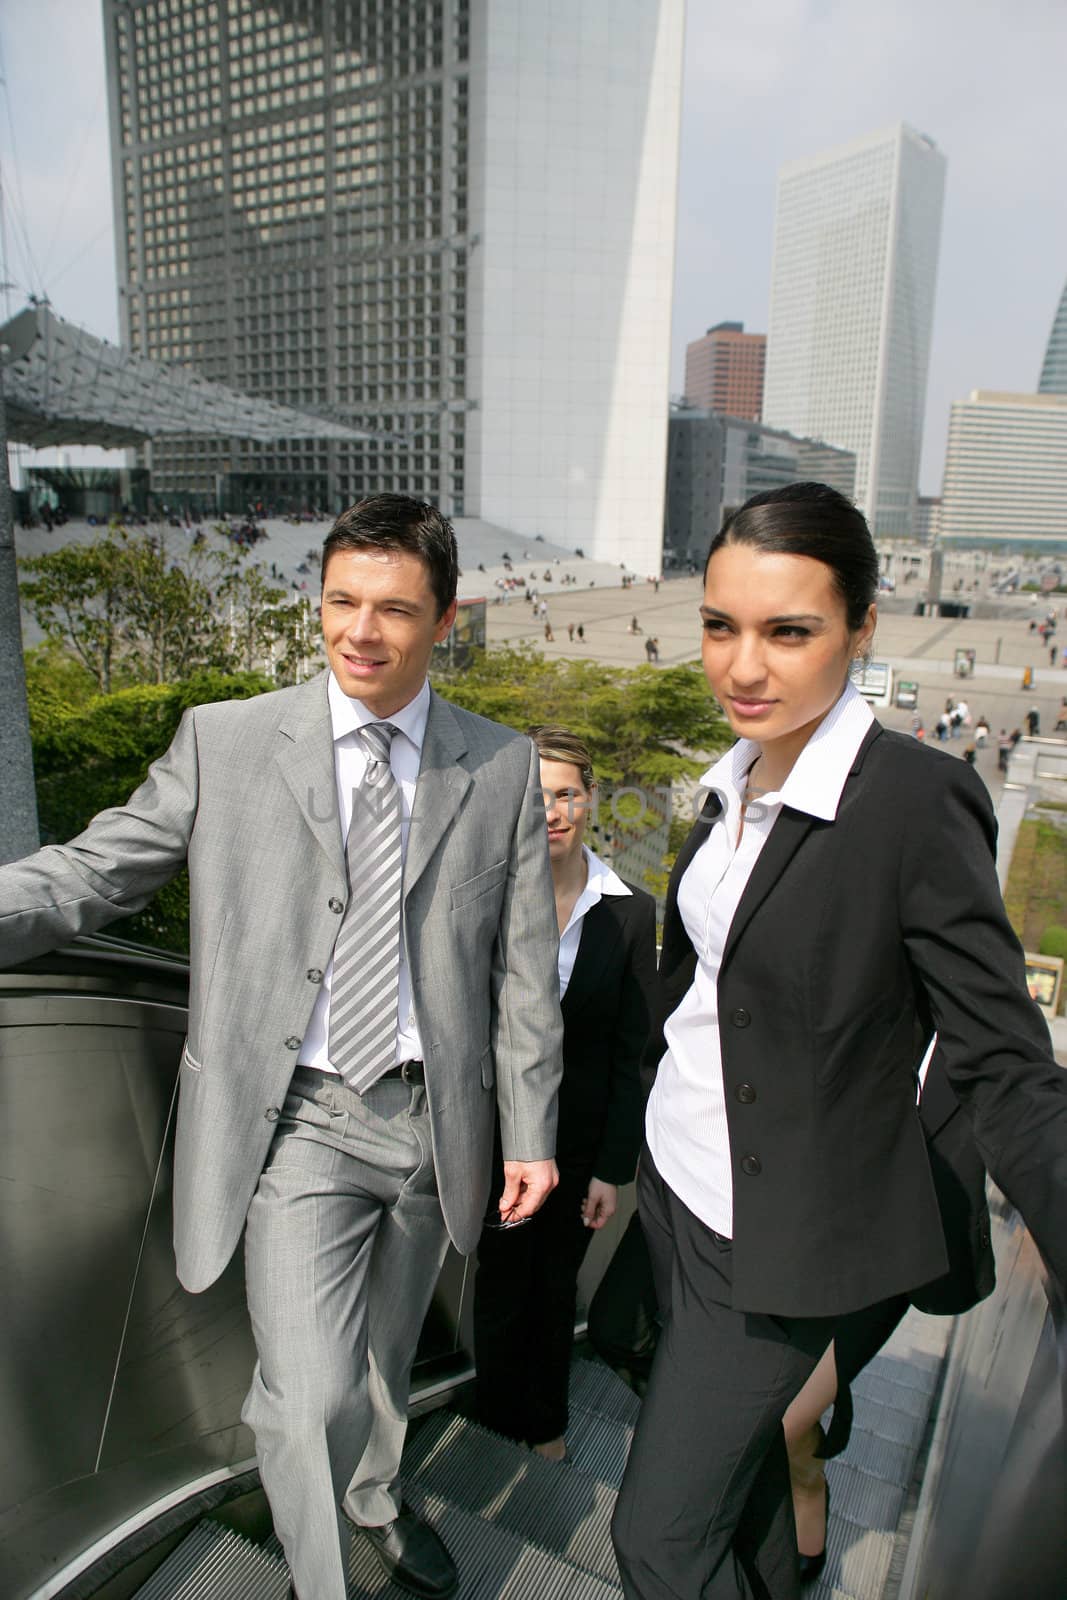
top-left (329, 721), bottom-right (403, 1092)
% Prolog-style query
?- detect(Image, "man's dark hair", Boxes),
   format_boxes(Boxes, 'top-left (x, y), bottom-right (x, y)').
top-left (704, 481), bottom-right (878, 631)
top-left (321, 494), bottom-right (459, 617)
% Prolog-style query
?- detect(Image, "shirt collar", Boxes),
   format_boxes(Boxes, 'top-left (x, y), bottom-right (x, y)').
top-left (698, 680), bottom-right (874, 823)
top-left (327, 672), bottom-right (431, 755)
top-left (561, 846), bottom-right (633, 940)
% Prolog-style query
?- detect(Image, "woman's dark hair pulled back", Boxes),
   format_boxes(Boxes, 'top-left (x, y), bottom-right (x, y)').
top-left (704, 481), bottom-right (878, 632)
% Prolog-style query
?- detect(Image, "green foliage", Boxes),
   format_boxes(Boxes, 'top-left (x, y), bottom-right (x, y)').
top-left (1038, 923), bottom-right (1067, 960)
top-left (28, 668), bottom-right (272, 953)
top-left (19, 521), bottom-right (314, 690)
top-left (23, 640), bottom-right (98, 707)
top-left (435, 646), bottom-right (729, 789)
top-left (25, 641), bottom-right (731, 956)
top-left (1004, 817), bottom-right (1067, 953)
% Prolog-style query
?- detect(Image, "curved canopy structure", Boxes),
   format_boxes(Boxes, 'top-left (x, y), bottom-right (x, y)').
top-left (0, 302), bottom-right (371, 448)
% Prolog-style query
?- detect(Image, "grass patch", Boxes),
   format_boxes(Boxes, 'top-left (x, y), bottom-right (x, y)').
top-left (1003, 818), bottom-right (1067, 952)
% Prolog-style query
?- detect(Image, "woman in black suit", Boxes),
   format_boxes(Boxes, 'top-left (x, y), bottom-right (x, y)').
top-left (473, 725), bottom-right (658, 1461)
top-left (610, 482), bottom-right (1067, 1600)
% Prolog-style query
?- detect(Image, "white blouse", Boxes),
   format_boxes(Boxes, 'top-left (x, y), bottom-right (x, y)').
top-left (557, 846), bottom-right (632, 999)
top-left (645, 683), bottom-right (874, 1237)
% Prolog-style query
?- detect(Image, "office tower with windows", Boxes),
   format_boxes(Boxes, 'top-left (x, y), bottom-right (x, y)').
top-left (763, 123), bottom-right (946, 540)
top-left (938, 390), bottom-right (1067, 547)
top-left (663, 404), bottom-right (855, 572)
top-left (684, 322), bottom-right (766, 420)
top-left (103, 0), bottom-right (683, 573)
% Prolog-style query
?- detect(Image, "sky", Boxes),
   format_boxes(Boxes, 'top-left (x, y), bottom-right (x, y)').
top-left (2, 0), bottom-right (1066, 495)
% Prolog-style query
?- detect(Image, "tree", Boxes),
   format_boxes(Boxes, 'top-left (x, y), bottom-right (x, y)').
top-left (434, 646), bottom-right (727, 788)
top-left (435, 646), bottom-right (730, 911)
top-left (19, 536), bottom-right (128, 692)
top-left (112, 525), bottom-right (228, 683)
top-left (19, 521), bottom-right (317, 689)
top-left (215, 557), bottom-right (316, 680)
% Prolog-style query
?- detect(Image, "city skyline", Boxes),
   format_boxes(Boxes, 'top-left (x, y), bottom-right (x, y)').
top-left (763, 123), bottom-right (945, 539)
top-left (3, 0), bottom-right (1067, 502)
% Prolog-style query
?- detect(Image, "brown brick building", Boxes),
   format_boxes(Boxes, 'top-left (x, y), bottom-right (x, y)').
top-left (684, 321), bottom-right (766, 421)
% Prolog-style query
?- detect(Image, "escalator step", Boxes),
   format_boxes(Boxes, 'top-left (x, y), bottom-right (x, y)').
top-left (816, 1519), bottom-right (896, 1600)
top-left (563, 1407), bottom-right (633, 1489)
top-left (401, 1412), bottom-right (619, 1582)
top-left (130, 1519), bottom-right (290, 1600)
top-left (567, 1358), bottom-right (642, 1426)
top-left (345, 1487), bottom-right (622, 1598)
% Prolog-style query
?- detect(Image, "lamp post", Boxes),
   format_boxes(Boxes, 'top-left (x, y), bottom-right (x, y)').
top-left (0, 332), bottom-right (41, 863)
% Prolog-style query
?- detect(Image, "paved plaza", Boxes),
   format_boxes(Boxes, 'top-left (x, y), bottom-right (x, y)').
top-left (485, 573), bottom-right (1067, 800)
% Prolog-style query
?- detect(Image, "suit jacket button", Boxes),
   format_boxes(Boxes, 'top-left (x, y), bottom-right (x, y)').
top-left (284, 1036), bottom-right (301, 1050)
top-left (741, 1154), bottom-right (761, 1176)
top-left (328, 897), bottom-right (344, 914)
top-left (736, 1083), bottom-right (757, 1104)
top-left (731, 1008), bottom-right (751, 1027)
top-left (265, 1106), bottom-right (281, 1122)
top-left (306, 968), bottom-right (324, 983)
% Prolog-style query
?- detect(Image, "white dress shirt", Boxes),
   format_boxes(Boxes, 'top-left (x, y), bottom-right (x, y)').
top-left (298, 673), bottom-right (430, 1073)
top-left (645, 682), bottom-right (874, 1237)
top-left (557, 846), bottom-right (632, 999)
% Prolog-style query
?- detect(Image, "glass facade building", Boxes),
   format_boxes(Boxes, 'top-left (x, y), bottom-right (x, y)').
top-left (104, 0), bottom-right (682, 572)
top-left (762, 123), bottom-right (945, 540)
top-left (663, 404), bottom-right (855, 571)
top-left (1039, 277), bottom-right (1067, 394)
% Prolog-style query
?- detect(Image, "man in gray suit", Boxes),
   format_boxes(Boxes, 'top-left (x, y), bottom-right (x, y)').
top-left (0, 495), bottom-right (563, 1600)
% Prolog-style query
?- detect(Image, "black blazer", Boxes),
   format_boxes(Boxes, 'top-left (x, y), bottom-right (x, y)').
top-left (556, 883), bottom-right (658, 1185)
top-left (651, 723), bottom-right (1067, 1318)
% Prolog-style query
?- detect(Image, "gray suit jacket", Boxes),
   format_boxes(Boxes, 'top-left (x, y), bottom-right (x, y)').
top-left (0, 673), bottom-right (564, 1290)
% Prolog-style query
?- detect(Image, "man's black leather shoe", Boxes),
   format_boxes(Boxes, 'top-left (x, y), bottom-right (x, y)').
top-left (359, 1505), bottom-right (458, 1599)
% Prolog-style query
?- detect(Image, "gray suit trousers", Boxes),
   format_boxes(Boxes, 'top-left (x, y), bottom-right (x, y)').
top-left (241, 1068), bottom-right (449, 1600)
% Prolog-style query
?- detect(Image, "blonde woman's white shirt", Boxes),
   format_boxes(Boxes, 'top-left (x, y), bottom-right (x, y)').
top-left (557, 846), bottom-right (632, 999)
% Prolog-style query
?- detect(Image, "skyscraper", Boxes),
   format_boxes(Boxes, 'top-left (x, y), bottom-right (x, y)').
top-left (1039, 277), bottom-right (1067, 394)
top-left (103, 0), bottom-right (683, 575)
top-left (684, 322), bottom-right (765, 420)
top-left (763, 123), bottom-right (946, 539)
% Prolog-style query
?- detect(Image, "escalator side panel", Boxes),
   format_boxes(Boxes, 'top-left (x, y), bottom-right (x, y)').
top-left (0, 1003), bottom-right (184, 1513)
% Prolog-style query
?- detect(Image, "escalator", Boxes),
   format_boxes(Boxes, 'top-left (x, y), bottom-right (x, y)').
top-left (1, 939), bottom-right (1064, 1599)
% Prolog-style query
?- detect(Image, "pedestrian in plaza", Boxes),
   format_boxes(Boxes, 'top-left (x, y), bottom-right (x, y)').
top-left (610, 481), bottom-right (1067, 1600)
top-left (1027, 705), bottom-right (1041, 736)
top-left (577, 623), bottom-right (585, 642)
top-left (974, 716), bottom-right (989, 748)
top-left (568, 622), bottom-right (575, 642)
top-left (544, 620), bottom-right (554, 642)
top-left (997, 729), bottom-right (1013, 772)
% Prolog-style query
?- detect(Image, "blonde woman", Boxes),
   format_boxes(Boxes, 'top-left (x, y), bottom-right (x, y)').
top-left (473, 727), bottom-right (658, 1460)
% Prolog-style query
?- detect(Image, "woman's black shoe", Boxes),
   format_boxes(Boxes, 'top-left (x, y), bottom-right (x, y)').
top-left (798, 1477), bottom-right (829, 1586)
